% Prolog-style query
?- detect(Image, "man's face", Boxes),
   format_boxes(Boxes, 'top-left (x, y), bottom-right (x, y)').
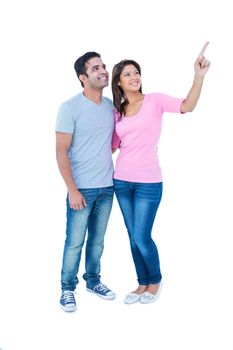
top-left (82, 57), bottom-right (109, 89)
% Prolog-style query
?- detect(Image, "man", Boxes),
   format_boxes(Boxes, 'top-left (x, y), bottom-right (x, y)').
top-left (56, 52), bottom-right (115, 312)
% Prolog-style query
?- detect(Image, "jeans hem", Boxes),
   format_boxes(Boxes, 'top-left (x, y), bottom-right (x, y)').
top-left (61, 288), bottom-right (76, 292)
top-left (138, 277), bottom-right (162, 285)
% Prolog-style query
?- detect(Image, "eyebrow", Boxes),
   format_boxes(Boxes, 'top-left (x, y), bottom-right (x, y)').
top-left (123, 69), bottom-right (138, 74)
top-left (91, 64), bottom-right (106, 71)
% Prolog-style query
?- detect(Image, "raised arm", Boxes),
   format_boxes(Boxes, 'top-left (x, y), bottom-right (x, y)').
top-left (56, 132), bottom-right (87, 210)
top-left (181, 42), bottom-right (211, 113)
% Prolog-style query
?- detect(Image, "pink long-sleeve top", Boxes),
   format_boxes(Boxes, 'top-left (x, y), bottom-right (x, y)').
top-left (112, 93), bottom-right (184, 183)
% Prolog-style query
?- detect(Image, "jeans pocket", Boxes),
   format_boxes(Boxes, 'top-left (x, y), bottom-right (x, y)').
top-left (113, 179), bottom-right (129, 193)
top-left (78, 188), bottom-right (98, 203)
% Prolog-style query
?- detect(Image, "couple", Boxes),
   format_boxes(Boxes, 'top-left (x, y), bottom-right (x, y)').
top-left (56, 44), bottom-right (210, 312)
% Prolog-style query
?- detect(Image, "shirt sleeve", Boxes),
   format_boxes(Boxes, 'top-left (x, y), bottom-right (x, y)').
top-left (111, 110), bottom-right (121, 149)
top-left (55, 103), bottom-right (75, 134)
top-left (156, 93), bottom-right (184, 114)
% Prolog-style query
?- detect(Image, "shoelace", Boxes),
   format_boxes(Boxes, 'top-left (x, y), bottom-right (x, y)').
top-left (62, 291), bottom-right (75, 303)
top-left (95, 283), bottom-right (109, 292)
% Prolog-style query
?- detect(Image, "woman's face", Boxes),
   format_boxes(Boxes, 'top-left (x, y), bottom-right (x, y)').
top-left (118, 64), bottom-right (141, 93)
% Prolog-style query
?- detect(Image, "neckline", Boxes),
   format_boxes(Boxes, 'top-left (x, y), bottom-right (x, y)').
top-left (81, 92), bottom-right (103, 106)
top-left (123, 94), bottom-right (146, 119)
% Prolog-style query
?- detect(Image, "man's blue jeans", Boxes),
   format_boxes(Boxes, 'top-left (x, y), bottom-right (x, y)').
top-left (61, 186), bottom-right (114, 291)
top-left (113, 179), bottom-right (163, 285)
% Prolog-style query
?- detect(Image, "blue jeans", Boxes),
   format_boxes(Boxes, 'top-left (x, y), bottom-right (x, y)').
top-left (61, 186), bottom-right (114, 291)
top-left (113, 179), bottom-right (163, 285)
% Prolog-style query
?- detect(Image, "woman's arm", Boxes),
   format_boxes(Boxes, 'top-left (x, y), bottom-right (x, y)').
top-left (181, 42), bottom-right (210, 113)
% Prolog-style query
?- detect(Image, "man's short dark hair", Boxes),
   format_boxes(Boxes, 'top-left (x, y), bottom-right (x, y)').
top-left (74, 51), bottom-right (101, 87)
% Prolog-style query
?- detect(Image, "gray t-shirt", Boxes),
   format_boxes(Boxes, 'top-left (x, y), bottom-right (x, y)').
top-left (56, 93), bottom-right (114, 189)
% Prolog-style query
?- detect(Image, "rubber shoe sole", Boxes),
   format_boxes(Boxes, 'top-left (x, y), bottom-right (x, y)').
top-left (60, 303), bottom-right (77, 312)
top-left (86, 287), bottom-right (116, 300)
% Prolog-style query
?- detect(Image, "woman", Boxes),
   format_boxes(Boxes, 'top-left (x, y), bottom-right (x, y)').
top-left (111, 43), bottom-right (210, 304)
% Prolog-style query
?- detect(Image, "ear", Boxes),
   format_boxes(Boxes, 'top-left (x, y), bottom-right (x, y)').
top-left (79, 74), bottom-right (87, 85)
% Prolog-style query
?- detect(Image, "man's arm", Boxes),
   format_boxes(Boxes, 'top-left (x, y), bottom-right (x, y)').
top-left (56, 132), bottom-right (87, 210)
top-left (181, 42), bottom-right (210, 113)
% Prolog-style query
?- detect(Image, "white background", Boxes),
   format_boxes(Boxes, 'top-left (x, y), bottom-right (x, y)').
top-left (0, 0), bottom-right (233, 349)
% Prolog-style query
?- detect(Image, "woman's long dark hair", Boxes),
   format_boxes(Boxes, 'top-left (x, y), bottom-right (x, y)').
top-left (111, 59), bottom-right (142, 117)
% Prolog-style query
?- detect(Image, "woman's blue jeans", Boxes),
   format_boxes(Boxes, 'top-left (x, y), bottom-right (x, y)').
top-left (113, 179), bottom-right (163, 285)
top-left (61, 186), bottom-right (114, 291)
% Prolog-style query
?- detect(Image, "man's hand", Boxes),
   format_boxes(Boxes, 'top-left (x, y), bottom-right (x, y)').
top-left (68, 189), bottom-right (87, 210)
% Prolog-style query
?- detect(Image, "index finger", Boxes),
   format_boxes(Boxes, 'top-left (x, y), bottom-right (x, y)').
top-left (198, 41), bottom-right (209, 58)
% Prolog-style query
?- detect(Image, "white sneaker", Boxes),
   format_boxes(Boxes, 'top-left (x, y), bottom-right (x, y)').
top-left (124, 292), bottom-right (142, 304)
